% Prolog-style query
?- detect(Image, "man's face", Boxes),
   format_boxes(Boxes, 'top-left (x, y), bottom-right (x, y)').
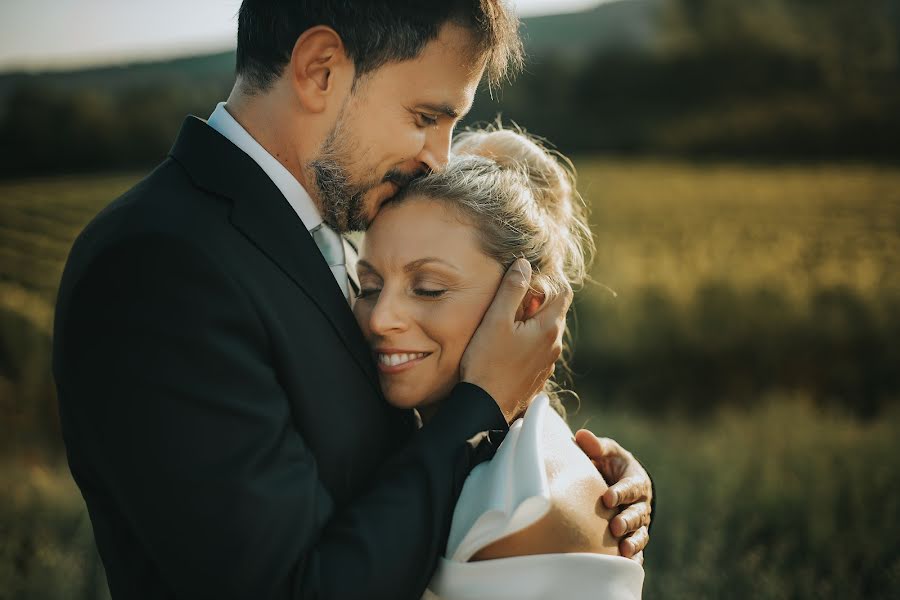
top-left (306, 23), bottom-right (486, 232)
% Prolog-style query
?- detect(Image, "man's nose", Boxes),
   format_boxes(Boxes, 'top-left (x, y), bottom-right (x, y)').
top-left (417, 125), bottom-right (453, 173)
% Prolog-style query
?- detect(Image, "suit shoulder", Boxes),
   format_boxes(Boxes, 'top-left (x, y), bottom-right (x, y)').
top-left (69, 159), bottom-right (231, 262)
top-left (94, 158), bottom-right (227, 233)
top-left (58, 158), bottom-right (239, 302)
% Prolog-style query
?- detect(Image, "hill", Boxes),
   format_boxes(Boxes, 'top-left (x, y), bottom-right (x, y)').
top-left (521, 0), bottom-right (659, 59)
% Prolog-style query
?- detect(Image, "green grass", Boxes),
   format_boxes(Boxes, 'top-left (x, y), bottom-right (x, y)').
top-left (576, 396), bottom-right (900, 599)
top-left (580, 161), bottom-right (900, 301)
top-left (0, 459), bottom-right (109, 600)
top-left (0, 174), bottom-right (139, 452)
top-left (1, 162), bottom-right (899, 598)
top-left (572, 160), bottom-right (900, 414)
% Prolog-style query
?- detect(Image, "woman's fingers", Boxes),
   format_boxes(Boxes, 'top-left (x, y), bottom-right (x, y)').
top-left (459, 259), bottom-right (570, 421)
top-left (631, 551), bottom-right (645, 566)
top-left (620, 526), bottom-right (649, 559)
top-left (610, 501), bottom-right (651, 537)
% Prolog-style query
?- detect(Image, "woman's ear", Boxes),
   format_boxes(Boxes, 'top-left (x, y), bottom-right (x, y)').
top-left (516, 289), bottom-right (546, 321)
top-left (288, 26), bottom-right (350, 113)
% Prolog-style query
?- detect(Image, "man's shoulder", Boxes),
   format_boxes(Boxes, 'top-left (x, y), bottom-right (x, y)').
top-left (59, 157), bottom-right (240, 295)
top-left (74, 159), bottom-right (229, 253)
top-left (103, 157), bottom-right (226, 229)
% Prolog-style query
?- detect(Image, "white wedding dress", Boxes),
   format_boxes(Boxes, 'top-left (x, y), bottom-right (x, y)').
top-left (423, 395), bottom-right (644, 600)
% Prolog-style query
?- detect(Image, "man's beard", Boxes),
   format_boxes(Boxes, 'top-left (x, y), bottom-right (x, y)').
top-left (307, 116), bottom-right (368, 233)
top-left (307, 111), bottom-right (425, 233)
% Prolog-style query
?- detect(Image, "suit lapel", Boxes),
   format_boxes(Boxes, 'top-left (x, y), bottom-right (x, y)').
top-left (169, 116), bottom-right (380, 391)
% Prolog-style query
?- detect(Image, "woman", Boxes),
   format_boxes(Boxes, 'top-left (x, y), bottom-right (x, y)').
top-left (353, 126), bottom-right (645, 599)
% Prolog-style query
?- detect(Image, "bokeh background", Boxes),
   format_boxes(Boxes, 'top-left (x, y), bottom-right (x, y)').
top-left (2, 1), bottom-right (899, 598)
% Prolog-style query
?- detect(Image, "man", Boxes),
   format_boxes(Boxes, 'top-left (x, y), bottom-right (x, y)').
top-left (52, 2), bottom-right (652, 598)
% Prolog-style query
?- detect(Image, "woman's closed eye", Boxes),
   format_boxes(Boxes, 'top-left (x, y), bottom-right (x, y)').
top-left (414, 287), bottom-right (447, 299)
top-left (356, 287), bottom-right (381, 300)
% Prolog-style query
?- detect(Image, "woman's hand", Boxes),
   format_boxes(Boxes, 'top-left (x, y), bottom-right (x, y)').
top-left (461, 259), bottom-right (572, 422)
top-left (574, 430), bottom-right (653, 564)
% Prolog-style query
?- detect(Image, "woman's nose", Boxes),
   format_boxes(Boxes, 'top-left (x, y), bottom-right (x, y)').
top-left (368, 293), bottom-right (409, 336)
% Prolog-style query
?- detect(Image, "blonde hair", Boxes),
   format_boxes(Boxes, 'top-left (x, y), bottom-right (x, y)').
top-left (397, 124), bottom-right (595, 414)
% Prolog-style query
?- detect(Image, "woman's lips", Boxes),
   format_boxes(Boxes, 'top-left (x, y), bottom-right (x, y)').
top-left (375, 350), bottom-right (432, 374)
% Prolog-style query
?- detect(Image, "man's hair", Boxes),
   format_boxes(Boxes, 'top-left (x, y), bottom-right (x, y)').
top-left (236, 0), bottom-right (523, 93)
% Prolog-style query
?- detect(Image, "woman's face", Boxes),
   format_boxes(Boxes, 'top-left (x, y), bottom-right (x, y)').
top-left (354, 196), bottom-right (504, 413)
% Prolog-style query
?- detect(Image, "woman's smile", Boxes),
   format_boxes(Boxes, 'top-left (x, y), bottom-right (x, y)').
top-left (375, 349), bottom-right (433, 374)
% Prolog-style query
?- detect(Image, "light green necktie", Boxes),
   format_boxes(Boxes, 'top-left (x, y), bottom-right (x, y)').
top-left (310, 223), bottom-right (349, 300)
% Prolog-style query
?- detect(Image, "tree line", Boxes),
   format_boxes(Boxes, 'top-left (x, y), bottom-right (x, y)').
top-left (1, 0), bottom-right (898, 177)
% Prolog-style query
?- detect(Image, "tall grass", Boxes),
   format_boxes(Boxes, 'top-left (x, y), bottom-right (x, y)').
top-left (575, 396), bottom-right (900, 599)
top-left (572, 161), bottom-right (900, 414)
top-left (0, 174), bottom-right (137, 452)
top-left (0, 459), bottom-right (109, 600)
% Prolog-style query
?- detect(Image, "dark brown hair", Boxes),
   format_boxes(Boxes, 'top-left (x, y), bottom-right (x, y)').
top-left (236, 0), bottom-right (524, 92)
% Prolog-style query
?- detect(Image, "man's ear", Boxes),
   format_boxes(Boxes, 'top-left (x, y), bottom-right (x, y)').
top-left (288, 26), bottom-right (351, 113)
top-left (516, 289), bottom-right (546, 321)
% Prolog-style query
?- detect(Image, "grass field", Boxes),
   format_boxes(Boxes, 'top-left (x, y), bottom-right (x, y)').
top-left (573, 160), bottom-right (900, 415)
top-left (1, 161), bottom-right (899, 598)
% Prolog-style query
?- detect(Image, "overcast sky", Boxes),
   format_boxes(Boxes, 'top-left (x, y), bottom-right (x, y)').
top-left (0, 0), bottom-right (614, 72)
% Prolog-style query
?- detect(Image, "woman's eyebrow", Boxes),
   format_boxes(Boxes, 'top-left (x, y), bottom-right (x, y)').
top-left (404, 257), bottom-right (461, 273)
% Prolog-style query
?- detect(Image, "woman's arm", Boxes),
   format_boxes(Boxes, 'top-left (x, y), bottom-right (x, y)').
top-left (472, 418), bottom-right (620, 560)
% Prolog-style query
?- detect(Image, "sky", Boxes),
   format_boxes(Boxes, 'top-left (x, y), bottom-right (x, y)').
top-left (0, 0), bottom-right (614, 72)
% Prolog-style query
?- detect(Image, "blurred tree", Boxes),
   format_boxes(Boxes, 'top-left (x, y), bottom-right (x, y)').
top-left (2, 1), bottom-right (899, 175)
top-left (661, 0), bottom-right (900, 92)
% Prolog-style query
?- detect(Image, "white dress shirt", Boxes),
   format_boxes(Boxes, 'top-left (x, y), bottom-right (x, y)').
top-left (206, 102), bottom-right (350, 299)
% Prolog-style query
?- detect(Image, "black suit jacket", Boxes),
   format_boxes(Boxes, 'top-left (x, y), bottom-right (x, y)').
top-left (52, 117), bottom-right (508, 600)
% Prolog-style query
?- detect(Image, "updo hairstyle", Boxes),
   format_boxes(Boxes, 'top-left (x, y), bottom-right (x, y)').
top-left (396, 124), bottom-right (595, 411)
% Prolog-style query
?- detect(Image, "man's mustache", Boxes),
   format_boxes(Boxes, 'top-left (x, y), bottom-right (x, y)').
top-left (382, 168), bottom-right (427, 189)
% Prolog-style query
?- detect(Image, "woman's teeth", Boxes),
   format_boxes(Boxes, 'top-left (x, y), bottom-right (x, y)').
top-left (378, 352), bottom-right (428, 367)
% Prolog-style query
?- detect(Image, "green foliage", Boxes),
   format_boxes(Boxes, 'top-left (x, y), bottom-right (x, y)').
top-left (3, 1), bottom-right (900, 177)
top-left (0, 81), bottom-right (228, 176)
top-left (0, 460), bottom-right (110, 600)
top-left (569, 160), bottom-right (900, 416)
top-left (573, 396), bottom-right (900, 599)
top-left (661, 0), bottom-right (900, 89)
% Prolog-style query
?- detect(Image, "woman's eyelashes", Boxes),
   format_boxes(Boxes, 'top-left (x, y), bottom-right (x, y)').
top-left (355, 285), bottom-right (447, 300)
top-left (355, 264), bottom-right (453, 300)
top-left (356, 287), bottom-right (380, 299)
top-left (411, 273), bottom-right (453, 299)
top-left (414, 287), bottom-right (447, 298)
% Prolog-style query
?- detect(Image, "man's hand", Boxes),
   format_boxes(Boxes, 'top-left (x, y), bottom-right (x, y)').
top-left (461, 259), bottom-right (573, 422)
top-left (574, 430), bottom-right (652, 564)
